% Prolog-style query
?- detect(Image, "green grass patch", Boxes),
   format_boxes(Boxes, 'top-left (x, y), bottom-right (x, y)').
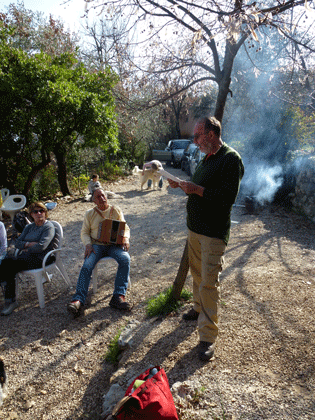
top-left (104, 328), bottom-right (123, 365)
top-left (146, 286), bottom-right (192, 318)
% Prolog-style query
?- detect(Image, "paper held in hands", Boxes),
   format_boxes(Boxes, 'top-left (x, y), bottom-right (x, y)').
top-left (157, 169), bottom-right (183, 183)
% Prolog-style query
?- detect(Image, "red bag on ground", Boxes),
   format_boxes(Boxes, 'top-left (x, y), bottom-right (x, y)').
top-left (112, 366), bottom-right (178, 420)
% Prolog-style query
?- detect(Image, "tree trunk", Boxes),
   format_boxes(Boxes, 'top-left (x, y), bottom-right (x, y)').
top-left (22, 156), bottom-right (51, 197)
top-left (54, 149), bottom-right (72, 196)
top-left (172, 240), bottom-right (189, 300)
top-left (214, 40), bottom-right (238, 122)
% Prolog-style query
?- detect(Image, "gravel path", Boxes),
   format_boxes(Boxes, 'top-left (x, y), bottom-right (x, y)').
top-left (0, 165), bottom-right (314, 419)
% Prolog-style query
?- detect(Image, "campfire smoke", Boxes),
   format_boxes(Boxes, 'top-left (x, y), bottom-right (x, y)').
top-left (241, 160), bottom-right (284, 205)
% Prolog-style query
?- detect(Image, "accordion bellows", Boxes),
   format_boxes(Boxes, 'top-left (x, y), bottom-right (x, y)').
top-left (97, 219), bottom-right (126, 245)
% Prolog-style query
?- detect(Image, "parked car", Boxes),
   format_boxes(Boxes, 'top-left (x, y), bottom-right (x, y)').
top-left (189, 148), bottom-right (205, 179)
top-left (152, 139), bottom-right (192, 167)
top-left (169, 139), bottom-right (192, 168)
top-left (181, 143), bottom-right (198, 175)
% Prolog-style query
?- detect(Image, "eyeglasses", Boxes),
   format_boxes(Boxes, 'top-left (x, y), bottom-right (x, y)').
top-left (32, 209), bottom-right (45, 214)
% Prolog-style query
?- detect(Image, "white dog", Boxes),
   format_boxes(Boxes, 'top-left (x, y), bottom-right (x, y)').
top-left (132, 165), bottom-right (163, 190)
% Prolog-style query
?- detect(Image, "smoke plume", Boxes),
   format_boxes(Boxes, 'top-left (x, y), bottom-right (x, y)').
top-left (241, 160), bottom-right (284, 204)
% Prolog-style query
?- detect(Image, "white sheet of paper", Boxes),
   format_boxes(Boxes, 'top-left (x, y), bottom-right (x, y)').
top-left (158, 169), bottom-right (183, 183)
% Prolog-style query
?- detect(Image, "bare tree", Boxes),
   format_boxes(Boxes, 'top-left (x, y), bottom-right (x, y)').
top-left (80, 12), bottom-right (137, 76)
top-left (83, 0), bottom-right (315, 122)
top-left (80, 14), bottom-right (191, 157)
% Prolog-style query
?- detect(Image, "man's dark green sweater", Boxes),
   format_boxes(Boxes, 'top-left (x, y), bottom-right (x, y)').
top-left (187, 143), bottom-right (244, 244)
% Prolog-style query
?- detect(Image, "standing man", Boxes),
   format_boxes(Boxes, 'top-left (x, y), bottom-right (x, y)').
top-left (168, 116), bottom-right (244, 361)
top-left (67, 188), bottom-right (131, 315)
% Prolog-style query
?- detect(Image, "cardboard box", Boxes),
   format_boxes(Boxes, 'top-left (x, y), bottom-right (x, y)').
top-left (97, 219), bottom-right (126, 245)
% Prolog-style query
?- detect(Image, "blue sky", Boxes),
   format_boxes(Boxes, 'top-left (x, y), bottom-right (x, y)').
top-left (0, 0), bottom-right (89, 31)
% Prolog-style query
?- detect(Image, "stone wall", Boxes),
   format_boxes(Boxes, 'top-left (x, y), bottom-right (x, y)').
top-left (291, 155), bottom-right (315, 222)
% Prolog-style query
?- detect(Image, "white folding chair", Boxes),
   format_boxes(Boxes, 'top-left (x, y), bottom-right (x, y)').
top-left (0, 194), bottom-right (26, 222)
top-left (92, 257), bottom-right (131, 294)
top-left (16, 221), bottom-right (71, 308)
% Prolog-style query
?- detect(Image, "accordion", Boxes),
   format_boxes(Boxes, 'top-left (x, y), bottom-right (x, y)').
top-left (97, 219), bottom-right (126, 245)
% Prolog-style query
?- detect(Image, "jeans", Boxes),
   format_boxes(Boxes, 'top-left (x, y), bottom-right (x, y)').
top-left (72, 244), bottom-right (130, 304)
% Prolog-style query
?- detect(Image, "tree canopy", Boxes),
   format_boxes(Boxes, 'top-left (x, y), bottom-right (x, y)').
top-left (0, 1), bottom-right (79, 56)
top-left (0, 24), bottom-right (118, 196)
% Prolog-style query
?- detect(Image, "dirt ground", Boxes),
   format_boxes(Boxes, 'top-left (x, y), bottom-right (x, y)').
top-left (0, 165), bottom-right (314, 420)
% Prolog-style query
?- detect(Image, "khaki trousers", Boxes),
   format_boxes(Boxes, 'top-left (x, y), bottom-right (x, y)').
top-left (188, 229), bottom-right (226, 343)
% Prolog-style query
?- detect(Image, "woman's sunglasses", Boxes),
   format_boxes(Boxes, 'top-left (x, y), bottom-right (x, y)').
top-left (32, 209), bottom-right (45, 214)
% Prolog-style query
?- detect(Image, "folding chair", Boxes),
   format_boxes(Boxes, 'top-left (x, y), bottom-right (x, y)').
top-left (16, 221), bottom-right (71, 308)
top-left (92, 257), bottom-right (131, 294)
top-left (1, 194), bottom-right (26, 222)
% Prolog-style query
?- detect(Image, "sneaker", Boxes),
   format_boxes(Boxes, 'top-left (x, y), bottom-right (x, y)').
top-left (1, 301), bottom-right (18, 316)
top-left (182, 308), bottom-right (199, 321)
top-left (199, 341), bottom-right (215, 361)
top-left (67, 300), bottom-right (82, 316)
top-left (109, 295), bottom-right (132, 311)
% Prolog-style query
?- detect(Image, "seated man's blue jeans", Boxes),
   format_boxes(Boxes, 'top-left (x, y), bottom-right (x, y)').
top-left (72, 244), bottom-right (130, 304)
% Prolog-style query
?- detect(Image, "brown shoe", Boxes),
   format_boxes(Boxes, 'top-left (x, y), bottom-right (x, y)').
top-left (67, 300), bottom-right (82, 316)
top-left (199, 341), bottom-right (215, 361)
top-left (182, 308), bottom-right (199, 321)
top-left (109, 295), bottom-right (131, 311)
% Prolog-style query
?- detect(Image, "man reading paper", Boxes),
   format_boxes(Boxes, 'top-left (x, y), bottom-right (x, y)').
top-left (168, 117), bottom-right (244, 361)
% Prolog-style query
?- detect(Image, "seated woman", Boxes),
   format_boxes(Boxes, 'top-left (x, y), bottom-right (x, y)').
top-left (1, 202), bottom-right (55, 316)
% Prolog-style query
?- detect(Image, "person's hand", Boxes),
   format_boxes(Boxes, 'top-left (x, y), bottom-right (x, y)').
top-left (167, 179), bottom-right (180, 188)
top-left (179, 181), bottom-right (204, 197)
top-left (25, 241), bottom-right (37, 248)
top-left (121, 238), bottom-right (130, 252)
top-left (84, 244), bottom-right (95, 258)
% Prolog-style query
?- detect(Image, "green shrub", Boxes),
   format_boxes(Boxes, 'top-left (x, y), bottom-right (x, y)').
top-left (69, 174), bottom-right (90, 192)
top-left (97, 161), bottom-right (124, 181)
top-left (28, 182), bottom-right (40, 203)
top-left (28, 164), bottom-right (59, 202)
top-left (104, 328), bottom-right (123, 365)
top-left (146, 286), bottom-right (192, 318)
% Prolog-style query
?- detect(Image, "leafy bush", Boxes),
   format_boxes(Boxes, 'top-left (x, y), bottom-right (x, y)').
top-left (28, 164), bottom-right (59, 202)
top-left (97, 161), bottom-right (124, 181)
top-left (69, 174), bottom-right (90, 192)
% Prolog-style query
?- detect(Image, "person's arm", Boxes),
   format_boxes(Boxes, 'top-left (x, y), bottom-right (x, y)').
top-left (178, 181), bottom-right (204, 197)
top-left (25, 223), bottom-right (55, 253)
top-left (0, 222), bottom-right (7, 256)
top-left (15, 224), bottom-right (32, 250)
top-left (179, 154), bottom-right (244, 207)
top-left (201, 156), bottom-right (244, 207)
top-left (167, 179), bottom-right (180, 189)
top-left (88, 180), bottom-right (93, 194)
top-left (80, 211), bottom-right (95, 258)
top-left (81, 211), bottom-right (93, 246)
